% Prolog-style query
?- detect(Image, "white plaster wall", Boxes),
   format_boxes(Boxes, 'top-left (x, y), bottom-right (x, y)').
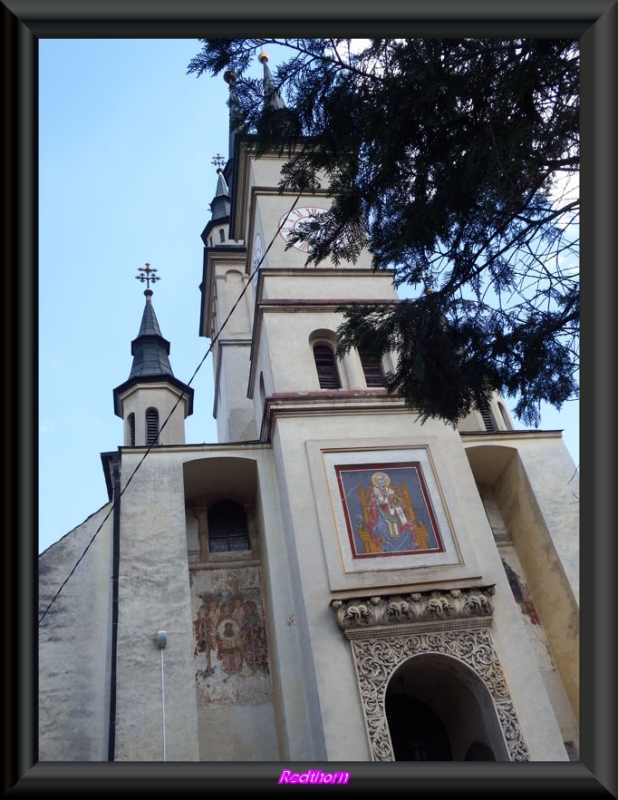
top-left (260, 270), bottom-right (397, 302)
top-left (119, 384), bottom-right (190, 446)
top-left (270, 428), bottom-right (366, 760)
top-left (267, 411), bottom-right (570, 761)
top-left (112, 451), bottom-right (199, 761)
top-left (216, 342), bottom-right (257, 442)
top-left (198, 703), bottom-right (279, 760)
top-left (250, 448), bottom-right (329, 760)
top-left (216, 268), bottom-right (253, 335)
top-left (260, 312), bottom-right (346, 393)
top-left (39, 503), bottom-right (115, 760)
top-left (513, 438), bottom-right (579, 604)
top-left (444, 436), bottom-right (572, 760)
top-left (499, 542), bottom-right (579, 752)
top-left (181, 445), bottom-right (329, 761)
top-left (489, 443), bottom-right (578, 725)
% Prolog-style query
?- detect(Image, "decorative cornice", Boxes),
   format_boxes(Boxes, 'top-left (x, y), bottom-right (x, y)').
top-left (259, 393), bottom-right (411, 442)
top-left (331, 585), bottom-right (495, 635)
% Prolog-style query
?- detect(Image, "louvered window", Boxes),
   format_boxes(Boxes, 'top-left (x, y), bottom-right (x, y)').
top-left (313, 344), bottom-right (341, 389)
top-left (128, 413), bottom-right (136, 446)
top-left (479, 399), bottom-right (496, 432)
top-left (359, 347), bottom-right (385, 387)
top-left (208, 500), bottom-right (250, 552)
top-left (146, 408), bottom-right (159, 445)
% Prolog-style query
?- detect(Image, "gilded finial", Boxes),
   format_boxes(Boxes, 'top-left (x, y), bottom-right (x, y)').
top-left (257, 39), bottom-right (269, 63)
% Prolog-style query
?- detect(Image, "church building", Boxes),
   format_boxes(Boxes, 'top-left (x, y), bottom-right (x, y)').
top-left (39, 53), bottom-right (579, 763)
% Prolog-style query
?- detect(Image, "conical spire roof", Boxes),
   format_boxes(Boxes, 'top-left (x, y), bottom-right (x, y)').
top-left (128, 290), bottom-right (174, 379)
top-left (259, 51), bottom-right (286, 111)
top-left (113, 269), bottom-right (194, 418)
top-left (209, 167), bottom-right (231, 223)
top-left (224, 68), bottom-right (243, 161)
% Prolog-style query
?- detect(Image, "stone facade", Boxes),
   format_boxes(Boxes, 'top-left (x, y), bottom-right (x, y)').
top-left (39, 100), bottom-right (579, 763)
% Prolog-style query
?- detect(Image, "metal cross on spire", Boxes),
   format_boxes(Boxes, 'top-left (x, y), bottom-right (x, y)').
top-left (212, 153), bottom-right (225, 171)
top-left (135, 263), bottom-right (160, 290)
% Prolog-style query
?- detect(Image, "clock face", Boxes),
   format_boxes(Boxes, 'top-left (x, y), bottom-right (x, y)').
top-left (278, 206), bottom-right (329, 253)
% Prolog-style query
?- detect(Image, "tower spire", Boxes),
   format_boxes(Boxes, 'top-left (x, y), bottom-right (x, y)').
top-left (208, 156), bottom-right (231, 225)
top-left (113, 265), bottom-right (194, 425)
top-left (258, 49), bottom-right (286, 112)
top-left (128, 264), bottom-right (173, 379)
top-left (224, 68), bottom-right (242, 161)
top-left (256, 47), bottom-right (299, 140)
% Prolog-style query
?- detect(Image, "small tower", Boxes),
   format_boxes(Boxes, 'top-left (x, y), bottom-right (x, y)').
top-left (201, 156), bottom-right (232, 249)
top-left (200, 152), bottom-right (257, 443)
top-left (113, 264), bottom-right (194, 446)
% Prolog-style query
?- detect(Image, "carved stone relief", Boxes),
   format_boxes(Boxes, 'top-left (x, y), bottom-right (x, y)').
top-left (331, 586), bottom-right (529, 762)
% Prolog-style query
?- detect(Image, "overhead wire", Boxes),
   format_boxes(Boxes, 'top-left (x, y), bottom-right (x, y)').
top-left (38, 188), bottom-right (305, 625)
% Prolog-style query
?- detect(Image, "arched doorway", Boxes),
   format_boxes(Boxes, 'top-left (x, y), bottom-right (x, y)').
top-left (331, 587), bottom-right (530, 761)
top-left (385, 692), bottom-right (452, 760)
top-left (385, 654), bottom-right (507, 761)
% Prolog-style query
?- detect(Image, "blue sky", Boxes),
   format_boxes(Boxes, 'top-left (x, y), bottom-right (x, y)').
top-left (39, 38), bottom-right (580, 554)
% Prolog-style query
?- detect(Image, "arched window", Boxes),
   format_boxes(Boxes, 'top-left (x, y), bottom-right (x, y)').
top-left (208, 500), bottom-right (250, 552)
top-left (358, 346), bottom-right (385, 387)
top-left (313, 344), bottom-right (341, 389)
top-left (219, 228), bottom-right (225, 243)
top-left (146, 408), bottom-right (159, 446)
top-left (128, 413), bottom-right (136, 446)
top-left (498, 402), bottom-right (512, 430)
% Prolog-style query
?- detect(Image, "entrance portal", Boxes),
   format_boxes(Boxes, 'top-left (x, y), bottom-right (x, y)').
top-left (385, 654), bottom-right (505, 761)
top-left (331, 587), bottom-right (530, 761)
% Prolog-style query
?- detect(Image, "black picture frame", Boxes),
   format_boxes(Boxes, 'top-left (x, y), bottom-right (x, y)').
top-left (4, 1), bottom-right (615, 795)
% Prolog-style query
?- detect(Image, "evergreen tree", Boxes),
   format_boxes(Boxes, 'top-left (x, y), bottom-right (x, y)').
top-left (188, 38), bottom-right (579, 425)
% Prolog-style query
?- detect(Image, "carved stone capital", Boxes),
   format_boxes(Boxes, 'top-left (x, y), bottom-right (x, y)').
top-left (331, 585), bottom-right (495, 635)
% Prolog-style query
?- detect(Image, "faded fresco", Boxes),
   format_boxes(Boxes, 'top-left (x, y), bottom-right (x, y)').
top-left (335, 462), bottom-right (444, 558)
top-left (191, 567), bottom-right (271, 706)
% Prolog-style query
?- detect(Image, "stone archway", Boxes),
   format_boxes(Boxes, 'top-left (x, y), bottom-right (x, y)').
top-left (384, 652), bottom-right (509, 761)
top-left (331, 586), bottom-right (529, 762)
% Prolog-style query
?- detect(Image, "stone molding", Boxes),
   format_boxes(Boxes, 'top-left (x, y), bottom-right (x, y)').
top-left (330, 586), bottom-right (529, 762)
top-left (331, 585), bottom-right (495, 635)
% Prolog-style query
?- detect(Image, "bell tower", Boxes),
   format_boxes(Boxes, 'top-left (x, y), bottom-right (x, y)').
top-left (113, 264), bottom-right (194, 446)
top-left (195, 50), bottom-right (579, 762)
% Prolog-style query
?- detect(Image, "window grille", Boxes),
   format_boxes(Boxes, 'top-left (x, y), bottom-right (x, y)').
top-left (359, 347), bottom-right (385, 387)
top-left (313, 344), bottom-right (341, 389)
top-left (128, 413), bottom-right (135, 446)
top-left (479, 399), bottom-right (496, 431)
top-left (146, 408), bottom-right (159, 445)
top-left (208, 500), bottom-right (250, 552)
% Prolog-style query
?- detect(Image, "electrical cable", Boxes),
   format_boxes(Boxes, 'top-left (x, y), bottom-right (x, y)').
top-left (38, 188), bottom-right (305, 625)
